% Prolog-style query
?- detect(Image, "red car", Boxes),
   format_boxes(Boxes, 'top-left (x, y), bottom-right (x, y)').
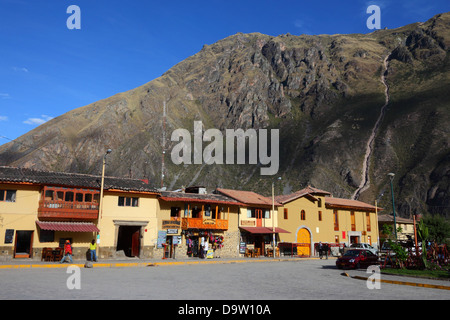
top-left (336, 249), bottom-right (379, 269)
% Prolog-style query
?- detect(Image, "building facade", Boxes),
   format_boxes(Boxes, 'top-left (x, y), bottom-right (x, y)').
top-left (0, 166), bottom-right (159, 261)
top-left (1, 166), bottom-right (381, 261)
top-left (275, 186), bottom-right (380, 256)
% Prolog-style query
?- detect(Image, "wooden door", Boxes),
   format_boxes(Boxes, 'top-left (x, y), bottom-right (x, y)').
top-left (255, 209), bottom-right (263, 227)
top-left (296, 228), bottom-right (311, 256)
top-left (131, 229), bottom-right (140, 257)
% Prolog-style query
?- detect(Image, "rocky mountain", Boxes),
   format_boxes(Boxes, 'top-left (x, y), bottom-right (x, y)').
top-left (1, 12), bottom-right (449, 218)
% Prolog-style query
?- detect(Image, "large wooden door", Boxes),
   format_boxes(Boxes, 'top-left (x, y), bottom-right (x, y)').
top-left (296, 228), bottom-right (311, 256)
top-left (131, 229), bottom-right (140, 257)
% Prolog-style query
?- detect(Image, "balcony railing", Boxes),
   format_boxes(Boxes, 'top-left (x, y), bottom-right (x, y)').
top-left (181, 218), bottom-right (228, 230)
top-left (38, 200), bottom-right (99, 221)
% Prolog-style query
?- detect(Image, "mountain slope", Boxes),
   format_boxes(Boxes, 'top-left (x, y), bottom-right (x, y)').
top-left (1, 12), bottom-right (449, 217)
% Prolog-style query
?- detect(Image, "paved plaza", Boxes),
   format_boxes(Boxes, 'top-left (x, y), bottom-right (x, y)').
top-left (0, 258), bottom-right (449, 301)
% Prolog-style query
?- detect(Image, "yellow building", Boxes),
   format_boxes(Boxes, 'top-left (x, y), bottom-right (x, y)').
top-left (275, 186), bottom-right (380, 256)
top-left (157, 187), bottom-right (242, 259)
top-left (215, 188), bottom-right (287, 257)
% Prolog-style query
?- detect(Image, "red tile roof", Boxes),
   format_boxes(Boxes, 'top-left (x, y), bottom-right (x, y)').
top-left (215, 188), bottom-right (279, 207)
top-left (159, 191), bottom-right (243, 206)
top-left (0, 166), bottom-right (157, 193)
top-left (275, 185), bottom-right (331, 204)
top-left (325, 197), bottom-right (380, 212)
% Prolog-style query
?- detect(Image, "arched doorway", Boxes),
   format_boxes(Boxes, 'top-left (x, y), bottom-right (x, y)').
top-left (296, 228), bottom-right (311, 256)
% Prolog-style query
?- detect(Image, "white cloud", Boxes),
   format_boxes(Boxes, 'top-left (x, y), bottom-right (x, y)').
top-left (12, 66), bottom-right (29, 73)
top-left (23, 115), bottom-right (54, 125)
top-left (0, 116), bottom-right (8, 121)
top-left (0, 93), bottom-right (11, 99)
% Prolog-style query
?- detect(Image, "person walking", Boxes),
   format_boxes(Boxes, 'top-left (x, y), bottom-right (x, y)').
top-left (318, 242), bottom-right (323, 259)
top-left (89, 239), bottom-right (98, 262)
top-left (60, 240), bottom-right (73, 263)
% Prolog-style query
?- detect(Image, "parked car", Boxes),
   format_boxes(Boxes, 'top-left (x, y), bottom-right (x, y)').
top-left (336, 249), bottom-right (379, 269)
top-left (349, 243), bottom-right (378, 255)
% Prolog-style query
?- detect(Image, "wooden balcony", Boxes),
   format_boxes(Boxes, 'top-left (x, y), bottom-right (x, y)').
top-left (38, 200), bottom-right (99, 221)
top-left (181, 218), bottom-right (229, 230)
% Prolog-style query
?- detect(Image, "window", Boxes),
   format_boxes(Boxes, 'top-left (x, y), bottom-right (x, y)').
top-left (318, 211), bottom-right (322, 221)
top-left (118, 196), bottom-right (139, 207)
top-left (284, 208), bottom-right (288, 219)
top-left (45, 190), bottom-right (54, 200)
top-left (351, 211), bottom-right (356, 231)
top-left (335, 235), bottom-right (340, 244)
top-left (75, 193), bottom-right (84, 202)
top-left (246, 208), bottom-right (268, 219)
top-left (300, 210), bottom-right (306, 220)
top-left (170, 207), bottom-right (181, 219)
top-left (39, 230), bottom-right (55, 243)
top-left (0, 190), bottom-right (16, 202)
top-left (192, 206), bottom-right (201, 218)
top-left (333, 210), bottom-right (339, 231)
top-left (366, 212), bottom-right (371, 231)
top-left (318, 198), bottom-right (322, 208)
top-left (65, 192), bottom-right (74, 202)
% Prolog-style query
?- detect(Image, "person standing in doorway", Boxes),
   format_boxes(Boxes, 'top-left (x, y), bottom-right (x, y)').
top-left (89, 239), bottom-right (98, 262)
top-left (60, 240), bottom-right (73, 263)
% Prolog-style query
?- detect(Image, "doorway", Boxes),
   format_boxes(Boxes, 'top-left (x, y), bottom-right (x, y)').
top-left (350, 235), bottom-right (360, 244)
top-left (255, 209), bottom-right (263, 227)
top-left (117, 226), bottom-right (141, 257)
top-left (14, 231), bottom-right (34, 259)
top-left (296, 228), bottom-right (311, 256)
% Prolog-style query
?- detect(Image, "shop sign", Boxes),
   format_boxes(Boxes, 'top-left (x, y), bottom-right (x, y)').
top-left (203, 219), bottom-right (216, 225)
top-left (162, 220), bottom-right (181, 229)
top-left (157, 231), bottom-right (167, 248)
top-left (167, 229), bottom-right (179, 235)
top-left (239, 242), bottom-right (247, 254)
top-left (241, 220), bottom-right (255, 226)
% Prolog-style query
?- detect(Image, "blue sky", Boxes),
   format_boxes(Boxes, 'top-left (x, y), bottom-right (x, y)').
top-left (0, 0), bottom-right (449, 145)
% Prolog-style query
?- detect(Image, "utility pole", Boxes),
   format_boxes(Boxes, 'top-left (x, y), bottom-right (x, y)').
top-left (161, 101), bottom-right (166, 189)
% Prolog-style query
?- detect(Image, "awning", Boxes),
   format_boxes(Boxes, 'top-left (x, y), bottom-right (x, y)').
top-left (36, 221), bottom-right (99, 233)
top-left (240, 227), bottom-right (290, 234)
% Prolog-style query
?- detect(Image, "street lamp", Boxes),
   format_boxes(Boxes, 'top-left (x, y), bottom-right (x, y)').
top-left (272, 177), bottom-right (281, 259)
top-left (387, 172), bottom-right (397, 240)
top-left (98, 149), bottom-right (112, 259)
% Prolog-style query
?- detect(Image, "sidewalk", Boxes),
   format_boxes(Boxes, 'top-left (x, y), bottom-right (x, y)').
top-left (0, 255), bottom-right (307, 269)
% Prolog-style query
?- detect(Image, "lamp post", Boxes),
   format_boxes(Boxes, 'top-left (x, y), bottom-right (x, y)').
top-left (387, 172), bottom-right (397, 240)
top-left (272, 177), bottom-right (281, 259)
top-left (97, 149), bottom-right (112, 260)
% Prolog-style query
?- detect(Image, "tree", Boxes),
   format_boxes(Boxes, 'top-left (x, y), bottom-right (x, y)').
top-left (416, 219), bottom-right (429, 269)
top-left (421, 214), bottom-right (450, 244)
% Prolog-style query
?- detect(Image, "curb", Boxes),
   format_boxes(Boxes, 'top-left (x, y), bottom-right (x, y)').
top-left (343, 272), bottom-right (450, 291)
top-left (0, 257), bottom-right (306, 270)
